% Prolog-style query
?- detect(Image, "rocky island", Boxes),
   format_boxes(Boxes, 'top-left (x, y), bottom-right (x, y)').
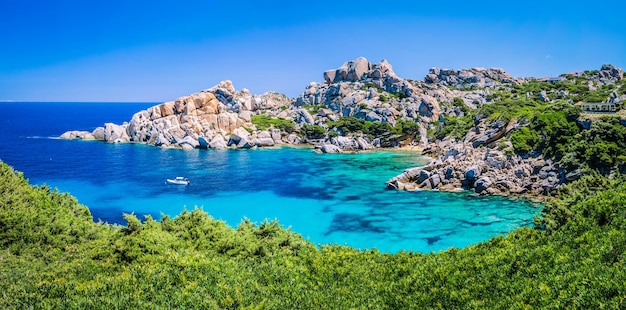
top-left (62, 58), bottom-right (626, 198)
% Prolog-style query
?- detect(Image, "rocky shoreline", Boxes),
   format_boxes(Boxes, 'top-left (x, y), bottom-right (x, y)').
top-left (61, 58), bottom-right (625, 199)
top-left (61, 57), bottom-right (517, 153)
top-left (385, 141), bottom-right (566, 201)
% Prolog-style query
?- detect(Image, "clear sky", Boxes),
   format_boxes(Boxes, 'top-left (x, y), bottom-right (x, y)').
top-left (1, 0), bottom-right (624, 102)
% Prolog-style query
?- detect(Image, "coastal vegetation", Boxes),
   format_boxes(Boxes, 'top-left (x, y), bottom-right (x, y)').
top-left (250, 115), bottom-right (296, 133)
top-left (1, 161), bottom-right (625, 308)
top-left (432, 75), bottom-right (626, 176)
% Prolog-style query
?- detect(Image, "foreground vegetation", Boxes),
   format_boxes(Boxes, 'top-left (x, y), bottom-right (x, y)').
top-left (1, 161), bottom-right (625, 308)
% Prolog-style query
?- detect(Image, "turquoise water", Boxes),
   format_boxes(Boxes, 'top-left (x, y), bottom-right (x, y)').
top-left (0, 102), bottom-right (541, 253)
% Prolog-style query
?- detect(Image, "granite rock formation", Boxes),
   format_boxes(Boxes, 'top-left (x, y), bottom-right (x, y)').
top-left (386, 140), bottom-right (562, 197)
top-left (62, 80), bottom-right (292, 149)
top-left (60, 59), bottom-right (625, 198)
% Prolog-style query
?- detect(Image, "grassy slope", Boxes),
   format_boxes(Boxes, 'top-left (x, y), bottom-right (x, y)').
top-left (1, 161), bottom-right (625, 309)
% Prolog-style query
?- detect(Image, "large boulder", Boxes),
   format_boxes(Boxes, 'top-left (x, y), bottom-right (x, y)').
top-left (474, 177), bottom-right (493, 194)
top-left (103, 123), bottom-right (130, 143)
top-left (356, 137), bottom-right (373, 150)
top-left (255, 131), bottom-right (275, 146)
top-left (464, 166), bottom-right (481, 182)
top-left (467, 119), bottom-right (509, 148)
top-left (324, 57), bottom-right (371, 83)
top-left (296, 108), bottom-right (315, 125)
top-left (323, 70), bottom-right (337, 84)
top-left (178, 136), bottom-right (200, 149)
top-left (270, 128), bottom-right (282, 143)
top-left (198, 136), bottom-right (210, 149)
top-left (237, 136), bottom-right (255, 148)
top-left (257, 130), bottom-right (272, 140)
top-left (209, 135), bottom-right (227, 149)
top-left (59, 130), bottom-right (95, 140)
top-left (320, 144), bottom-right (342, 153)
top-left (416, 170), bottom-right (431, 184)
top-left (256, 138), bottom-right (275, 147)
top-left (229, 127), bottom-right (250, 146)
top-left (92, 127), bottom-right (105, 140)
top-left (599, 64), bottom-right (623, 80)
top-left (333, 136), bottom-right (359, 150)
top-left (286, 133), bottom-right (302, 144)
top-left (347, 57), bottom-right (371, 81)
top-left (160, 101), bottom-right (175, 117)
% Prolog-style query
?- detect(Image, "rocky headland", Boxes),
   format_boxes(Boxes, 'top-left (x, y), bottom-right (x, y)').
top-left (61, 58), bottom-right (626, 198)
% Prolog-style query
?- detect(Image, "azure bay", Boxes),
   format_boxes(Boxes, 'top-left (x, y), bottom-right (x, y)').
top-left (0, 102), bottom-right (540, 253)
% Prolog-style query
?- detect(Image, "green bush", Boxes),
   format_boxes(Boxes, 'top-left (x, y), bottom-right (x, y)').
top-left (327, 116), bottom-right (394, 138)
top-left (2, 161), bottom-right (626, 308)
top-left (510, 127), bottom-right (539, 153)
top-left (251, 115), bottom-right (296, 132)
top-left (451, 97), bottom-right (470, 113)
top-left (300, 124), bottom-right (326, 139)
top-left (302, 104), bottom-right (326, 115)
top-left (393, 119), bottom-right (421, 135)
top-left (328, 116), bottom-right (367, 134)
top-left (433, 115), bottom-right (473, 141)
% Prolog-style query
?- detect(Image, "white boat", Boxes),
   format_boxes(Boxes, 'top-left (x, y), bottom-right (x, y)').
top-left (166, 177), bottom-right (189, 185)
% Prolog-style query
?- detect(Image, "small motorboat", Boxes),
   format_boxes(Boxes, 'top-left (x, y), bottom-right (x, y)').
top-left (166, 176), bottom-right (189, 185)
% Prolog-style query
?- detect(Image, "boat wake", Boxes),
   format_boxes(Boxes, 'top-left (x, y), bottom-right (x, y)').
top-left (26, 136), bottom-right (60, 140)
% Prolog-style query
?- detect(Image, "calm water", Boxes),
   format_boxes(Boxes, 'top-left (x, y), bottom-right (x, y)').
top-left (0, 102), bottom-right (541, 253)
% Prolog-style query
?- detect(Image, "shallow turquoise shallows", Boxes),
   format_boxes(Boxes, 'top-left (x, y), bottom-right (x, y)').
top-left (0, 102), bottom-right (541, 253)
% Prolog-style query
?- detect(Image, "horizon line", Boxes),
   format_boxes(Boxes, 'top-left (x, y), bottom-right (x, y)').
top-left (0, 100), bottom-right (163, 103)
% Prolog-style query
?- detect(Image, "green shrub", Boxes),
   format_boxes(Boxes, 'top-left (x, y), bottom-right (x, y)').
top-left (451, 97), bottom-right (470, 113)
top-left (2, 161), bottom-right (626, 308)
top-left (393, 119), bottom-right (421, 135)
top-left (302, 104), bottom-right (326, 115)
top-left (251, 115), bottom-right (296, 132)
top-left (300, 124), bottom-right (326, 139)
top-left (510, 127), bottom-right (539, 153)
top-left (359, 82), bottom-right (378, 91)
top-left (327, 116), bottom-right (394, 137)
top-left (434, 115), bottom-right (473, 141)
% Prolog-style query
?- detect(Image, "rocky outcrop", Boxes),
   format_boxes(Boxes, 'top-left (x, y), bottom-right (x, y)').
top-left (61, 80), bottom-right (293, 149)
top-left (104, 123), bottom-right (130, 143)
top-left (316, 136), bottom-right (374, 153)
top-left (61, 57), bottom-right (503, 152)
top-left (324, 57), bottom-right (372, 83)
top-left (56, 58), bottom-right (626, 202)
top-left (464, 118), bottom-right (518, 148)
top-left (385, 63), bottom-right (626, 198)
top-left (59, 130), bottom-right (96, 140)
top-left (59, 60), bottom-right (624, 199)
top-left (295, 57), bottom-right (456, 147)
top-left (297, 57), bottom-right (444, 125)
top-left (581, 64), bottom-right (624, 90)
top-left (424, 67), bottom-right (523, 89)
top-left (386, 140), bottom-right (563, 197)
top-left (598, 64), bottom-right (624, 81)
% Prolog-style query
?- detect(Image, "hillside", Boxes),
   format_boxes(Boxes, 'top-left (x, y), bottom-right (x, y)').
top-left (1, 158), bottom-right (626, 308)
top-left (388, 64), bottom-right (626, 197)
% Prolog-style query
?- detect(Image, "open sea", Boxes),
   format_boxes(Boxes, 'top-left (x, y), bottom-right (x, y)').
top-left (0, 102), bottom-right (541, 253)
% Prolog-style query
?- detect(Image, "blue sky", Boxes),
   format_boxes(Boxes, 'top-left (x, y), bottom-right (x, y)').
top-left (1, 0), bottom-right (624, 102)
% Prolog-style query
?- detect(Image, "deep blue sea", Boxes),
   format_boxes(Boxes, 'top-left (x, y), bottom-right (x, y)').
top-left (0, 102), bottom-right (541, 253)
